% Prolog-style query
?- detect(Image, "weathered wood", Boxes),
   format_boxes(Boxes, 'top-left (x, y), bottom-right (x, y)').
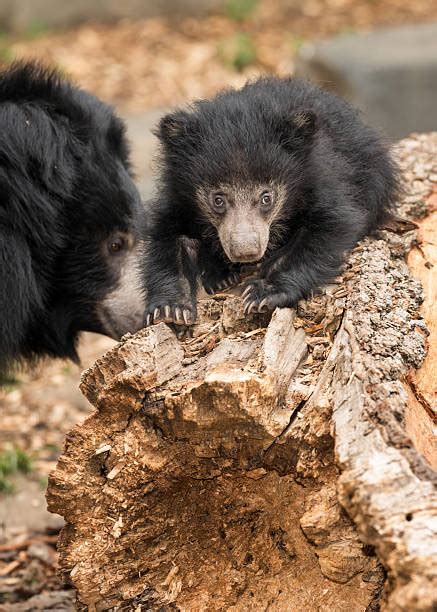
top-left (48, 296), bottom-right (380, 611)
top-left (47, 134), bottom-right (437, 612)
top-left (331, 256), bottom-right (437, 611)
top-left (406, 199), bottom-right (437, 467)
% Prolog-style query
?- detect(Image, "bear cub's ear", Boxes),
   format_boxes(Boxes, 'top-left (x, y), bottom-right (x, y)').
top-left (154, 110), bottom-right (197, 146)
top-left (276, 109), bottom-right (318, 152)
top-left (291, 110), bottom-right (318, 137)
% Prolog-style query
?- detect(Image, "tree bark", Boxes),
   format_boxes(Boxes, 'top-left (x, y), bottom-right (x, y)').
top-left (47, 134), bottom-right (437, 612)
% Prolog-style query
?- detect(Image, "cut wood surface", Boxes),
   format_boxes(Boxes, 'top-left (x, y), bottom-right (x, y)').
top-left (47, 134), bottom-right (437, 612)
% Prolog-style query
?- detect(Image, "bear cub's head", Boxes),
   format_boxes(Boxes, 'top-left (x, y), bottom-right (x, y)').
top-left (156, 84), bottom-right (317, 263)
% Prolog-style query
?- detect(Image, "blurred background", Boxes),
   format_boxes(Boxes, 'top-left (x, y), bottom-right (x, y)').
top-left (1, 0), bottom-right (437, 138)
top-left (0, 1), bottom-right (436, 609)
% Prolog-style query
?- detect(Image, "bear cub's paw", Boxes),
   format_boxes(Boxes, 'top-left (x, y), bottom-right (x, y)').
top-left (145, 302), bottom-right (197, 327)
top-left (202, 267), bottom-right (241, 295)
top-left (242, 279), bottom-right (291, 314)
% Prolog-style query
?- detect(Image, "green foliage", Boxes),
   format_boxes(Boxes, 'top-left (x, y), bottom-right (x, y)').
top-left (39, 475), bottom-right (49, 490)
top-left (0, 447), bottom-right (32, 475)
top-left (0, 31), bottom-right (13, 64)
top-left (25, 20), bottom-right (50, 39)
top-left (221, 0), bottom-right (259, 72)
top-left (288, 33), bottom-right (306, 53)
top-left (0, 20), bottom-right (49, 66)
top-left (0, 477), bottom-right (14, 494)
top-left (224, 0), bottom-right (259, 22)
top-left (219, 32), bottom-right (257, 72)
top-left (43, 443), bottom-right (60, 453)
top-left (0, 46), bottom-right (13, 62)
top-left (225, 0), bottom-right (259, 22)
top-left (0, 447), bottom-right (33, 494)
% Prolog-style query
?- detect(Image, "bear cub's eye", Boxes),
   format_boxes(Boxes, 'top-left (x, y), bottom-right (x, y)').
top-left (212, 194), bottom-right (226, 213)
top-left (261, 192), bottom-right (273, 208)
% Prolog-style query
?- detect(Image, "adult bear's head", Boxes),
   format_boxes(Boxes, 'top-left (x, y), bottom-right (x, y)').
top-left (0, 62), bottom-right (145, 368)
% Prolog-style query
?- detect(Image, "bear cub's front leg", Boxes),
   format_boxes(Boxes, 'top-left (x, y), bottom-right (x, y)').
top-left (198, 245), bottom-right (242, 295)
top-left (144, 235), bottom-right (198, 328)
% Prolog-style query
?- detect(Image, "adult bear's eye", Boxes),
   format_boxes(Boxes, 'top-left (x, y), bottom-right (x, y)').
top-left (108, 235), bottom-right (125, 254)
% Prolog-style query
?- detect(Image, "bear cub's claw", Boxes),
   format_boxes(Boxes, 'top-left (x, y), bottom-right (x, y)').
top-left (242, 280), bottom-right (290, 315)
top-left (202, 270), bottom-right (241, 295)
top-left (145, 303), bottom-right (196, 327)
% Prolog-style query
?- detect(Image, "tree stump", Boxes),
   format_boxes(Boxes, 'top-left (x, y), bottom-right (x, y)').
top-left (47, 134), bottom-right (437, 612)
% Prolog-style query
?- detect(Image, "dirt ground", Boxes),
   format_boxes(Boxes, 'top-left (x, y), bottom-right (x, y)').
top-left (0, 335), bottom-right (115, 610)
top-left (1, 1), bottom-right (436, 609)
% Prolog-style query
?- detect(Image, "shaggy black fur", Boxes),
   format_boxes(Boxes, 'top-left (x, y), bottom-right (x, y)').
top-left (144, 77), bottom-right (400, 327)
top-left (0, 62), bottom-right (145, 374)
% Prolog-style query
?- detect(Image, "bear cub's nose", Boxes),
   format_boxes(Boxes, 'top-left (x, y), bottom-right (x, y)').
top-left (229, 232), bottom-right (261, 262)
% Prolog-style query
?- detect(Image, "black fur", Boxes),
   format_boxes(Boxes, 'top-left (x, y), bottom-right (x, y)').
top-left (144, 77), bottom-right (400, 324)
top-left (0, 62), bottom-right (145, 374)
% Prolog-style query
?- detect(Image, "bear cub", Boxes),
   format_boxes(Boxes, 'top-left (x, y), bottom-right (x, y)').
top-left (144, 77), bottom-right (400, 327)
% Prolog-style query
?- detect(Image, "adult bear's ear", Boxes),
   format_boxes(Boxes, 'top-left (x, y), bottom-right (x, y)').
top-left (154, 110), bottom-right (198, 149)
top-left (277, 109), bottom-right (318, 152)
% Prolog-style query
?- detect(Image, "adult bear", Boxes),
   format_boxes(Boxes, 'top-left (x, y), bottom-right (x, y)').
top-left (0, 62), bottom-right (145, 374)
